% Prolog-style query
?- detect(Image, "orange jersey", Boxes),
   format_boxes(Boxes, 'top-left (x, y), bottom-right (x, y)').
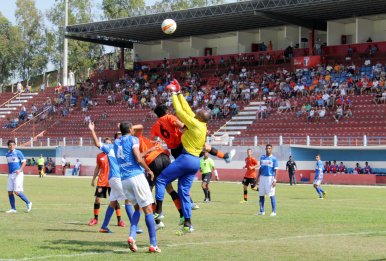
top-left (96, 152), bottom-right (109, 187)
top-left (244, 156), bottom-right (258, 178)
top-left (135, 131), bottom-right (170, 165)
top-left (150, 114), bottom-right (182, 149)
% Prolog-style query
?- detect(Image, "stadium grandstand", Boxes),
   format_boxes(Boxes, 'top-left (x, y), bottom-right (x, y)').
top-left (1, 0), bottom-right (386, 181)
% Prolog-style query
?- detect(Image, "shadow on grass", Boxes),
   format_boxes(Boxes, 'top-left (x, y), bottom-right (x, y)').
top-left (45, 228), bottom-right (95, 233)
top-left (40, 239), bottom-right (149, 254)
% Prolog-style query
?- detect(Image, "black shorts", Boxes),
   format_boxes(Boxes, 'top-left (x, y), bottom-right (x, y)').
top-left (202, 173), bottom-right (212, 183)
top-left (38, 165), bottom-right (43, 171)
top-left (148, 153), bottom-right (171, 187)
top-left (171, 143), bottom-right (183, 160)
top-left (94, 186), bottom-right (111, 198)
top-left (242, 177), bottom-right (257, 187)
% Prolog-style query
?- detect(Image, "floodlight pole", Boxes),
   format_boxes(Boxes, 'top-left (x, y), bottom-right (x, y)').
top-left (63, 0), bottom-right (69, 86)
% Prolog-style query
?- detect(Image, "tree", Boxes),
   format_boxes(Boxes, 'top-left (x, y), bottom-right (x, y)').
top-left (0, 13), bottom-right (24, 85)
top-left (47, 0), bottom-right (104, 82)
top-left (102, 0), bottom-right (145, 19)
top-left (15, 0), bottom-right (49, 82)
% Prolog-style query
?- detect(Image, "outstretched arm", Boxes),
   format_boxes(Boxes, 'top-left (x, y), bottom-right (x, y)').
top-left (88, 122), bottom-right (101, 148)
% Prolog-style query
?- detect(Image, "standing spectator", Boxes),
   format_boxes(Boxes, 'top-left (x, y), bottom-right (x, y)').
top-left (61, 155), bottom-right (67, 175)
top-left (257, 144), bottom-right (278, 216)
top-left (72, 159), bottom-right (81, 176)
top-left (286, 156), bottom-right (297, 186)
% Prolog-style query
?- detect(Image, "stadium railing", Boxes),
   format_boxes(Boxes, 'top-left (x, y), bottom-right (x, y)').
top-left (2, 135), bottom-right (386, 148)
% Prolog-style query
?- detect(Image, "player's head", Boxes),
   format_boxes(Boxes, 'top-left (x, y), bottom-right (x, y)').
top-left (103, 137), bottom-right (112, 144)
top-left (195, 109), bottom-right (210, 123)
top-left (114, 132), bottom-right (122, 140)
top-left (315, 154), bottom-right (320, 161)
top-left (265, 144), bottom-right (272, 156)
top-left (247, 148), bottom-right (252, 157)
top-left (119, 122), bottom-right (133, 135)
top-left (203, 151), bottom-right (209, 159)
top-left (154, 104), bottom-right (168, 118)
top-left (7, 140), bottom-right (16, 151)
top-left (289, 155), bottom-right (292, 160)
top-left (365, 161), bottom-right (369, 166)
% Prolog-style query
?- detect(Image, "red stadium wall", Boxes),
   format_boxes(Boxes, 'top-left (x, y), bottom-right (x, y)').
top-left (197, 169), bottom-right (378, 185)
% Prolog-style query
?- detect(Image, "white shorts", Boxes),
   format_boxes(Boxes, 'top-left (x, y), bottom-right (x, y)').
top-left (258, 175), bottom-right (276, 197)
top-left (7, 172), bottom-right (24, 192)
top-left (121, 174), bottom-right (153, 208)
top-left (108, 177), bottom-right (127, 202)
top-left (313, 179), bottom-right (322, 186)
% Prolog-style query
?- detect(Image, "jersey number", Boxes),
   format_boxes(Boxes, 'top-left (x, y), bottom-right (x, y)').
top-left (160, 124), bottom-right (170, 139)
top-left (117, 146), bottom-right (125, 159)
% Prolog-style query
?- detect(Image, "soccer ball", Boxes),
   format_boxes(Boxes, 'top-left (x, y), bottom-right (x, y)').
top-left (161, 19), bottom-right (177, 35)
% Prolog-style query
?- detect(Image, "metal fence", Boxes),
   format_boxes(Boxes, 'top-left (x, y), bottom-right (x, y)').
top-left (2, 135), bottom-right (386, 148)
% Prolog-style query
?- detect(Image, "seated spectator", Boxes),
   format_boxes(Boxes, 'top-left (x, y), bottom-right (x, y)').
top-left (333, 105), bottom-right (343, 122)
top-left (338, 162), bottom-right (346, 173)
top-left (354, 163), bottom-right (362, 174)
top-left (84, 114), bottom-right (91, 125)
top-left (30, 158), bottom-right (36, 166)
top-left (277, 100), bottom-right (291, 113)
top-left (101, 110), bottom-right (108, 119)
top-left (363, 162), bottom-right (372, 174)
top-left (230, 102), bottom-right (239, 115)
top-left (344, 108), bottom-right (352, 118)
top-left (330, 160), bottom-right (338, 174)
top-left (323, 161), bottom-right (330, 173)
top-left (307, 107), bottom-right (315, 123)
top-left (317, 107), bottom-right (326, 120)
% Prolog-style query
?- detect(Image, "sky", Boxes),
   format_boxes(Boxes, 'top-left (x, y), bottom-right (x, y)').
top-left (1, 0), bottom-right (157, 24)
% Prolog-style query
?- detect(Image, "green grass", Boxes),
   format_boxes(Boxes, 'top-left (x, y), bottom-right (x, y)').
top-left (0, 175), bottom-right (386, 261)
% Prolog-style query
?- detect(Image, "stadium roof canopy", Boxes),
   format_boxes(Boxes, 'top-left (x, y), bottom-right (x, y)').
top-left (66, 0), bottom-right (386, 48)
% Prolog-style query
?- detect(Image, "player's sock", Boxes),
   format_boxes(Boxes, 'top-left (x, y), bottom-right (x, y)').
top-left (190, 197), bottom-right (194, 203)
top-left (184, 217), bottom-right (192, 227)
top-left (319, 187), bottom-right (325, 194)
top-left (270, 196), bottom-right (277, 213)
top-left (101, 206), bottom-right (114, 229)
top-left (8, 194), bottom-right (16, 210)
top-left (125, 204), bottom-right (134, 223)
top-left (169, 191), bottom-right (183, 216)
top-left (243, 190), bottom-right (248, 201)
top-left (94, 203), bottom-right (100, 219)
top-left (208, 190), bottom-right (211, 201)
top-left (155, 200), bottom-right (163, 215)
top-left (17, 192), bottom-right (30, 205)
top-left (145, 213), bottom-right (157, 247)
top-left (129, 210), bottom-right (141, 239)
top-left (315, 187), bottom-right (321, 197)
top-left (259, 196), bottom-right (265, 212)
top-left (115, 205), bottom-right (122, 222)
top-left (209, 147), bottom-right (225, 159)
top-left (203, 188), bottom-right (208, 199)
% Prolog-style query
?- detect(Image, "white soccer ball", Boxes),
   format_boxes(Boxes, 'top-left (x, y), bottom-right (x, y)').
top-left (161, 19), bottom-right (177, 35)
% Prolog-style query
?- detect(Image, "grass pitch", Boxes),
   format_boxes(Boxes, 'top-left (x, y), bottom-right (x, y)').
top-left (0, 175), bottom-right (385, 261)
